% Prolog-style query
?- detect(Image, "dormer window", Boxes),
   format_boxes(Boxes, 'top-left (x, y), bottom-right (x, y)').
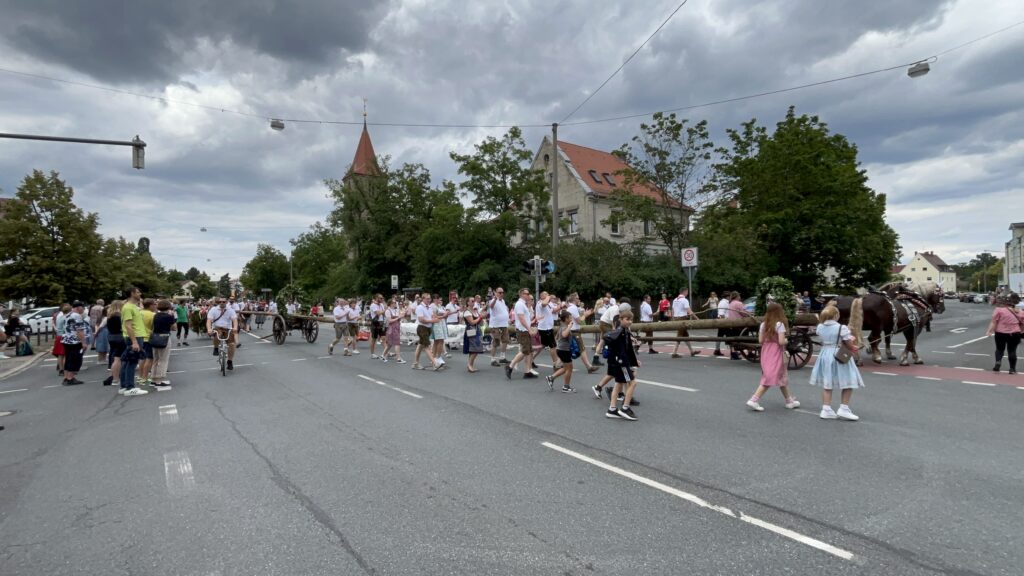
top-left (588, 170), bottom-right (602, 184)
top-left (602, 173), bottom-right (614, 185)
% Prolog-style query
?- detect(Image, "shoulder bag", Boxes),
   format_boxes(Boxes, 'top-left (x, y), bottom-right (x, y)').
top-left (833, 328), bottom-right (853, 364)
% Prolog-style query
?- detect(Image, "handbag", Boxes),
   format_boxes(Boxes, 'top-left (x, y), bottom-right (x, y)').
top-left (149, 333), bottom-right (170, 349)
top-left (833, 329), bottom-right (853, 364)
top-left (569, 335), bottom-right (581, 359)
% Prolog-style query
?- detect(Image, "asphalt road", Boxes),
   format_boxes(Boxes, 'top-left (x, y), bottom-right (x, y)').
top-left (1, 300), bottom-right (1020, 575)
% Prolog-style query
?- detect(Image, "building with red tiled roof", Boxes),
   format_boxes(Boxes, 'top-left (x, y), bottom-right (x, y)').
top-left (529, 137), bottom-right (692, 253)
top-left (900, 251), bottom-right (956, 288)
top-left (344, 121), bottom-right (380, 183)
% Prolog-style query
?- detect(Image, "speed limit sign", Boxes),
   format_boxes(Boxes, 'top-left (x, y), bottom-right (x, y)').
top-left (681, 247), bottom-right (698, 268)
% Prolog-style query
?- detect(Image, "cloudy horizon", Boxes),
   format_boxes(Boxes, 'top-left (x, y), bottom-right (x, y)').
top-left (1, 0), bottom-right (1022, 278)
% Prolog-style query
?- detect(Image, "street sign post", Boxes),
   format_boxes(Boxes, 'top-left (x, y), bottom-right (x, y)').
top-left (391, 275), bottom-right (399, 290)
top-left (681, 247), bottom-right (699, 297)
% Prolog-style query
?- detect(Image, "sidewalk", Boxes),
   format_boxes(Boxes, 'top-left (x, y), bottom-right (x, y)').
top-left (0, 351), bottom-right (48, 381)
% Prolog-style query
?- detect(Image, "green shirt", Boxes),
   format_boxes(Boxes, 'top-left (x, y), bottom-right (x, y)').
top-left (175, 304), bottom-right (188, 323)
top-left (122, 301), bottom-right (149, 339)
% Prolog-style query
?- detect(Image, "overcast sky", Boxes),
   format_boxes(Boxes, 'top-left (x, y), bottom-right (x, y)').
top-left (1, 0), bottom-right (1022, 278)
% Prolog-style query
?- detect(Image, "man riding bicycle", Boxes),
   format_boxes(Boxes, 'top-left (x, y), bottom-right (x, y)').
top-left (206, 298), bottom-right (238, 370)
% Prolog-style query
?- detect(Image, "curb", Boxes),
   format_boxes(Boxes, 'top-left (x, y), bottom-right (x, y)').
top-left (0, 353), bottom-right (49, 382)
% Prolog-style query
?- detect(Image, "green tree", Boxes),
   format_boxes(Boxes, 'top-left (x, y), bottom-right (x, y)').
top-left (185, 266), bottom-right (202, 281)
top-left (450, 126), bottom-right (549, 236)
top-left (217, 273), bottom-right (232, 297)
top-left (239, 244), bottom-right (290, 296)
top-left (95, 236), bottom-right (169, 299)
top-left (290, 223), bottom-right (347, 301)
top-left (707, 107), bottom-right (900, 291)
top-left (605, 113), bottom-right (714, 255)
top-left (165, 268), bottom-right (187, 285)
top-left (0, 170), bottom-right (104, 303)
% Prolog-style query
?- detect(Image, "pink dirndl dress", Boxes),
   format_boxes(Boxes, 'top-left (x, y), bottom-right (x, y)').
top-left (759, 321), bottom-right (788, 387)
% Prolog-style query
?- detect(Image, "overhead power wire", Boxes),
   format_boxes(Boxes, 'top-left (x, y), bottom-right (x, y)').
top-left (0, 17), bottom-right (1021, 130)
top-left (560, 0), bottom-right (689, 124)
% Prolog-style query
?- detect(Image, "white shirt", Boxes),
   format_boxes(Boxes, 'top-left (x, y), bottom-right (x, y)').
top-left (347, 306), bottom-right (360, 322)
top-left (286, 303), bottom-right (297, 314)
top-left (717, 298), bottom-right (729, 317)
top-left (536, 300), bottom-right (555, 330)
top-left (567, 303), bottom-right (582, 331)
top-left (445, 302), bottom-right (460, 324)
top-left (640, 302), bottom-right (653, 322)
top-left (489, 298), bottom-right (509, 328)
top-left (268, 302), bottom-right (278, 314)
top-left (513, 299), bottom-right (531, 331)
top-left (386, 305), bottom-right (401, 322)
top-left (333, 306), bottom-right (347, 324)
top-left (672, 296), bottom-right (691, 318)
top-left (208, 306), bottom-right (237, 329)
top-left (416, 303), bottom-right (434, 327)
top-left (369, 302), bottom-right (385, 321)
top-left (599, 304), bottom-right (620, 325)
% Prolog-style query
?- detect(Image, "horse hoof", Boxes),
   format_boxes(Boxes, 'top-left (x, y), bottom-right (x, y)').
top-left (914, 360), bottom-right (924, 365)
top-left (886, 355), bottom-right (897, 360)
top-left (872, 358), bottom-right (882, 364)
top-left (899, 361), bottom-right (909, 367)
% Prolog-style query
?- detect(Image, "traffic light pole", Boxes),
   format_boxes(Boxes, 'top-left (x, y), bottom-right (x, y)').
top-left (533, 254), bottom-right (541, 299)
top-left (0, 132), bottom-right (147, 169)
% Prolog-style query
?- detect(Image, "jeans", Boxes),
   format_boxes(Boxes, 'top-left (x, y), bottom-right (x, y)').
top-left (994, 332), bottom-right (1021, 370)
top-left (120, 337), bottom-right (144, 389)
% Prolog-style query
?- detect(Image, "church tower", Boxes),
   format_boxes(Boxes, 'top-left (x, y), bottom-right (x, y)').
top-left (343, 102), bottom-right (381, 185)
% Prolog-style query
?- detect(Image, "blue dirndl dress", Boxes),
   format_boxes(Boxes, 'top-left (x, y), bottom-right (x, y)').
top-left (809, 321), bottom-right (864, 390)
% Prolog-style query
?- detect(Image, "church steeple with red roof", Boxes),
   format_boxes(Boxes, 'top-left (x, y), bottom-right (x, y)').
top-left (345, 100), bottom-right (380, 181)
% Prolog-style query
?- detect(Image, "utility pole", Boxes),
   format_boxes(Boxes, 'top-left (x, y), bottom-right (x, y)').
top-left (551, 123), bottom-right (559, 251)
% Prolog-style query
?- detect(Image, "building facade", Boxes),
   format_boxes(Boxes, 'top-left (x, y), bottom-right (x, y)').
top-left (527, 137), bottom-right (690, 254)
top-left (895, 251), bottom-right (957, 288)
top-left (1005, 222), bottom-right (1024, 293)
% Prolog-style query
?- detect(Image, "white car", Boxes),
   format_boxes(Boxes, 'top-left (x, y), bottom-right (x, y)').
top-left (20, 306), bottom-right (60, 335)
top-left (972, 294), bottom-right (986, 304)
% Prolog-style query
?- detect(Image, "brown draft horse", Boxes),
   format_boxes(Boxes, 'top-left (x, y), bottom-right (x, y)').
top-left (835, 282), bottom-right (945, 366)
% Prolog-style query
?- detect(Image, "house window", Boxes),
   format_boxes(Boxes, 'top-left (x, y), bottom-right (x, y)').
top-left (602, 173), bottom-right (615, 186)
top-left (910, 268), bottom-right (915, 271)
top-left (588, 170), bottom-right (602, 184)
top-left (922, 267), bottom-right (928, 271)
top-left (610, 214), bottom-right (621, 236)
top-left (568, 210), bottom-right (579, 235)
top-left (927, 277), bottom-right (932, 281)
top-left (643, 219), bottom-right (652, 236)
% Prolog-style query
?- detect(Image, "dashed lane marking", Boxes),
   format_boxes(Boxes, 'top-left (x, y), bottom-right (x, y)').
top-left (356, 374), bottom-right (423, 399)
top-left (163, 450), bottom-right (196, 495)
top-left (930, 351), bottom-right (954, 355)
top-left (42, 384), bottom-right (61, 388)
top-left (291, 358), bottom-right (307, 362)
top-left (0, 388), bottom-right (28, 394)
top-left (963, 381), bottom-right (996, 387)
top-left (1017, 387), bottom-right (1024, 391)
top-left (915, 376), bottom-right (942, 381)
top-left (635, 379), bottom-right (698, 393)
top-left (168, 370), bottom-right (186, 374)
top-left (964, 353), bottom-right (989, 357)
top-left (159, 404), bottom-right (179, 425)
top-left (948, 336), bottom-right (988, 349)
top-left (317, 356), bottom-right (332, 359)
top-left (793, 409), bottom-right (820, 416)
top-left (542, 441), bottom-right (854, 561)
top-left (955, 366), bottom-right (984, 371)
top-left (872, 372), bottom-right (897, 376)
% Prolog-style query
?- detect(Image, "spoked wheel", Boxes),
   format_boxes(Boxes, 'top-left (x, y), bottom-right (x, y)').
top-left (303, 319), bottom-right (319, 343)
top-left (737, 327), bottom-right (760, 363)
top-left (220, 346), bottom-right (227, 377)
top-left (272, 316), bottom-right (287, 345)
top-left (787, 331), bottom-right (813, 370)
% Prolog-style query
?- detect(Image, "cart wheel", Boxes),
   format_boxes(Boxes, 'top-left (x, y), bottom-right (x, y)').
top-left (737, 327), bottom-right (760, 363)
top-left (272, 317), bottom-right (286, 345)
top-left (787, 331), bottom-right (813, 370)
top-left (304, 320), bottom-right (319, 343)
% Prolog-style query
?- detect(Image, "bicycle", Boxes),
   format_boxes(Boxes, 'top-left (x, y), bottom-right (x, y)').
top-left (211, 330), bottom-right (228, 376)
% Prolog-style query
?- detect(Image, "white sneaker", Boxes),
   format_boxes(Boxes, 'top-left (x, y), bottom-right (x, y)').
top-left (396, 358), bottom-right (407, 364)
top-left (381, 357), bottom-right (388, 363)
top-left (122, 387), bottom-right (149, 396)
top-left (352, 350), bottom-right (360, 355)
top-left (820, 406), bottom-right (837, 419)
top-left (836, 406), bottom-right (860, 421)
top-left (746, 399), bottom-right (765, 412)
top-left (528, 369), bottom-right (540, 376)
top-left (371, 354), bottom-right (379, 359)
top-left (785, 397), bottom-right (801, 409)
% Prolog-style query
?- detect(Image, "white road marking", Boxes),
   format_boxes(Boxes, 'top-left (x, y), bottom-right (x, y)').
top-left (915, 376), bottom-right (942, 381)
top-left (42, 384), bottom-right (61, 388)
top-left (233, 363), bottom-right (253, 368)
top-left (317, 356), bottom-right (332, 359)
top-left (1017, 387), bottom-right (1024, 391)
top-left (963, 381), bottom-right (996, 387)
top-left (0, 388), bottom-right (28, 394)
top-left (947, 336), bottom-right (988, 349)
top-left (636, 378), bottom-right (698, 393)
top-left (949, 327), bottom-right (968, 334)
top-left (793, 408), bottom-right (819, 416)
top-left (930, 351), bottom-right (954, 355)
top-left (163, 450), bottom-right (196, 495)
top-left (159, 404), bottom-right (179, 425)
top-left (542, 441), bottom-right (854, 561)
top-left (356, 374), bottom-right (423, 399)
top-left (955, 366), bottom-right (983, 371)
top-left (872, 372), bottom-right (897, 376)
top-left (964, 353), bottom-right (989, 357)
top-left (168, 370), bottom-right (186, 374)
top-left (291, 358), bottom-right (307, 362)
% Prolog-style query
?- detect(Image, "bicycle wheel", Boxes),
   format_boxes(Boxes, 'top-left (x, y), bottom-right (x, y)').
top-left (220, 346), bottom-right (226, 376)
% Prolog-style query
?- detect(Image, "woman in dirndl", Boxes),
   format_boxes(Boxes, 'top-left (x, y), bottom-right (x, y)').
top-left (746, 302), bottom-right (800, 412)
top-left (463, 296), bottom-right (485, 372)
top-left (809, 304), bottom-right (864, 421)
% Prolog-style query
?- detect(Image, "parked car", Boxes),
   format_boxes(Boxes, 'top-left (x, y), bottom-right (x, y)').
top-left (972, 294), bottom-right (987, 304)
top-left (944, 291), bottom-right (956, 299)
top-left (20, 306), bottom-right (59, 335)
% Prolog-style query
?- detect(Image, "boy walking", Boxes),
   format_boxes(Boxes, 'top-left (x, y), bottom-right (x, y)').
top-left (604, 311), bottom-right (640, 421)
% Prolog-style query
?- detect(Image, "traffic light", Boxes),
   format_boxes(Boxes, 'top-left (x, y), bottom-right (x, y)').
top-left (522, 260), bottom-right (536, 274)
top-left (542, 260), bottom-right (556, 274)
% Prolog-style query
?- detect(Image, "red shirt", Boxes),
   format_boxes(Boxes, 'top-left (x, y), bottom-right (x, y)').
top-left (658, 299), bottom-right (670, 313)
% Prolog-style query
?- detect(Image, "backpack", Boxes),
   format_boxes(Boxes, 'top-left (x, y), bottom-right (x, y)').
top-left (16, 339), bottom-right (34, 357)
top-left (569, 336), bottom-right (581, 359)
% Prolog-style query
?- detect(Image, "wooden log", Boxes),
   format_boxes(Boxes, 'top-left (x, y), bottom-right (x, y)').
top-left (633, 336), bottom-right (758, 343)
top-left (575, 313), bottom-right (819, 334)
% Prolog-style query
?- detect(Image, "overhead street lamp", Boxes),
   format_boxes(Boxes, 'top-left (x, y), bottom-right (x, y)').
top-left (270, 119), bottom-right (285, 131)
top-left (0, 132), bottom-right (147, 169)
top-left (907, 61), bottom-right (930, 78)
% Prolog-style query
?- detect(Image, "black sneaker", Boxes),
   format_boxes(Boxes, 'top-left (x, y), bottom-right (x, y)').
top-left (713, 350), bottom-right (724, 356)
top-left (505, 365), bottom-right (512, 380)
top-left (212, 349), bottom-right (219, 357)
top-left (235, 343), bottom-right (241, 349)
top-left (183, 341), bottom-right (190, 346)
top-left (227, 361), bottom-right (234, 371)
top-left (545, 375), bottom-right (554, 390)
top-left (102, 376), bottom-right (113, 386)
top-left (605, 408), bottom-right (621, 419)
top-left (648, 349), bottom-right (659, 354)
top-left (992, 364), bottom-right (1001, 372)
top-left (614, 393), bottom-right (640, 406)
top-left (523, 373), bottom-right (538, 379)
top-left (499, 358), bottom-right (510, 364)
top-left (617, 407), bottom-right (637, 421)
top-left (562, 385), bottom-right (576, 393)
top-left (592, 385), bottom-right (602, 399)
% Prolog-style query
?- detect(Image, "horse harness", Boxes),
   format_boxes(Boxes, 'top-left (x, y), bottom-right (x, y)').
top-left (886, 291), bottom-right (932, 334)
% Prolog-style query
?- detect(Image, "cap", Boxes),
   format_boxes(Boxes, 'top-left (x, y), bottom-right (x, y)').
top-left (72, 300), bottom-right (85, 308)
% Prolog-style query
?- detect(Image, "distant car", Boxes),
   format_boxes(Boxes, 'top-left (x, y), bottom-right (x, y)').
top-left (944, 291), bottom-right (956, 299)
top-left (972, 294), bottom-right (986, 304)
top-left (21, 306), bottom-right (59, 335)
top-left (743, 297), bottom-right (756, 314)
top-left (959, 293), bottom-right (975, 303)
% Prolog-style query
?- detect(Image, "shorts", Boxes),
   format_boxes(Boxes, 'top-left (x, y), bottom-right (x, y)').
top-left (63, 342), bottom-right (84, 372)
top-left (599, 321), bottom-right (613, 338)
top-left (490, 326), bottom-right (509, 345)
top-left (108, 338), bottom-right (126, 368)
top-left (516, 330), bottom-right (532, 349)
top-left (676, 327), bottom-right (690, 337)
top-left (539, 329), bottom-right (556, 349)
top-left (212, 327), bottom-right (237, 347)
top-left (142, 341), bottom-right (154, 359)
top-left (612, 365), bottom-right (635, 384)
top-left (334, 323), bottom-right (347, 340)
top-left (348, 323), bottom-right (359, 337)
top-left (416, 325), bottom-right (431, 347)
top-left (371, 320), bottom-right (385, 339)
top-left (556, 349), bottom-right (573, 364)
top-left (52, 338), bottom-right (65, 356)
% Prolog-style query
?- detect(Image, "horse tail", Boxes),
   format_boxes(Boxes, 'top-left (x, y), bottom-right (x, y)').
top-left (850, 297), bottom-right (864, 347)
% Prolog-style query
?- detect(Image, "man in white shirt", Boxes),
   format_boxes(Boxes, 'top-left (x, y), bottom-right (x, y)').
top-left (285, 301), bottom-right (297, 315)
top-left (594, 298), bottom-right (620, 364)
top-left (328, 298), bottom-right (347, 356)
top-left (640, 294), bottom-right (658, 354)
top-left (715, 295), bottom-right (730, 356)
top-left (488, 287), bottom-right (511, 366)
top-left (565, 293), bottom-right (599, 373)
top-left (413, 292), bottom-right (441, 370)
top-left (369, 294), bottom-right (386, 359)
top-left (346, 299), bottom-right (361, 355)
top-left (535, 292), bottom-right (560, 367)
top-left (205, 298), bottom-right (239, 368)
top-left (268, 301), bottom-right (278, 315)
top-left (670, 288), bottom-right (699, 358)
top-left (505, 288), bottom-right (538, 379)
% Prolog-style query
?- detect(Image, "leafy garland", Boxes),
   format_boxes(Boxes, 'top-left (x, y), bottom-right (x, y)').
top-left (756, 276), bottom-right (797, 322)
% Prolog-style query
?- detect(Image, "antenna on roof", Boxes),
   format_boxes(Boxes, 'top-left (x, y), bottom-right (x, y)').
top-left (362, 97), bottom-right (368, 126)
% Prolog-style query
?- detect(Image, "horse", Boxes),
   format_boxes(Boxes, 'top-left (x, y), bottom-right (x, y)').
top-left (835, 281), bottom-right (945, 366)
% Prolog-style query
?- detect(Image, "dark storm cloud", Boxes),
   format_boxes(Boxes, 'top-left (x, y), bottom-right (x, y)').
top-left (0, 0), bottom-right (391, 84)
